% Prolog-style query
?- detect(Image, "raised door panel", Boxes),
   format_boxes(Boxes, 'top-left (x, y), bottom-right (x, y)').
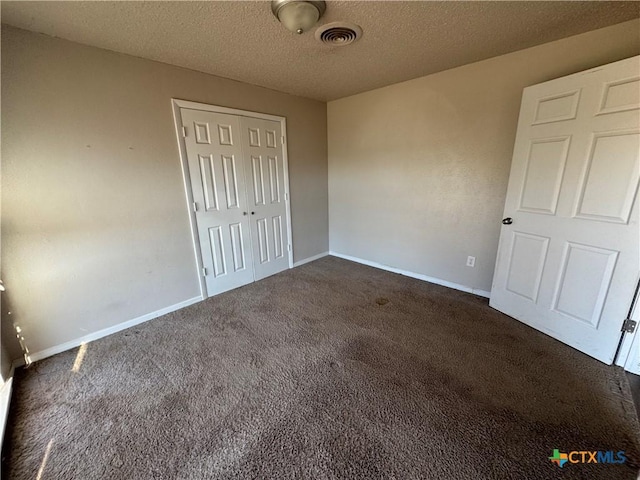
top-left (194, 122), bottom-right (212, 144)
top-left (597, 76), bottom-right (640, 115)
top-left (229, 222), bottom-right (247, 272)
top-left (256, 218), bottom-right (270, 264)
top-left (251, 155), bottom-right (266, 206)
top-left (217, 124), bottom-right (234, 145)
top-left (222, 155), bottom-right (241, 210)
top-left (268, 156), bottom-right (282, 204)
top-left (208, 226), bottom-right (227, 278)
top-left (266, 129), bottom-right (277, 148)
top-left (532, 90), bottom-right (581, 125)
top-left (575, 131), bottom-right (640, 224)
top-left (552, 243), bottom-right (619, 328)
top-left (505, 232), bottom-right (549, 302)
top-left (198, 154), bottom-right (219, 212)
top-left (518, 137), bottom-right (570, 214)
top-left (272, 215), bottom-right (284, 259)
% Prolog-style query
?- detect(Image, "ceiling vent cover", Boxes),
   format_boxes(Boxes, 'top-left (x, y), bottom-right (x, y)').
top-left (315, 22), bottom-right (362, 46)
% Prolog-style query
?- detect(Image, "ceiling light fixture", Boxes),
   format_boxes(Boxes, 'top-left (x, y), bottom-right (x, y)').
top-left (271, 0), bottom-right (326, 35)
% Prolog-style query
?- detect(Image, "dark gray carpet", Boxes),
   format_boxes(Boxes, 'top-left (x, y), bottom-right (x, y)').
top-left (2, 256), bottom-right (639, 479)
top-left (627, 373), bottom-right (640, 421)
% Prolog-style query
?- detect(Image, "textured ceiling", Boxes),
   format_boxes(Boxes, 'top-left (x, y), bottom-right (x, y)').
top-left (2, 1), bottom-right (639, 101)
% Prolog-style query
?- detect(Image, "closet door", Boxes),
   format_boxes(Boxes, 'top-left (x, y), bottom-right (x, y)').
top-left (240, 117), bottom-right (291, 281)
top-left (181, 108), bottom-right (255, 296)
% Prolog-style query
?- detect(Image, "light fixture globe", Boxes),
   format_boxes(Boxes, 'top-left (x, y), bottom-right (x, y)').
top-left (271, 0), bottom-right (326, 34)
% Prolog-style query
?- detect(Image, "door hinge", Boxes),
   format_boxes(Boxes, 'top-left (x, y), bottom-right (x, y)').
top-left (285, 192), bottom-right (289, 201)
top-left (202, 267), bottom-right (207, 277)
top-left (622, 319), bottom-right (637, 333)
top-left (287, 244), bottom-right (291, 252)
top-left (281, 135), bottom-right (285, 144)
top-left (182, 126), bottom-right (188, 138)
top-left (192, 201), bottom-right (198, 213)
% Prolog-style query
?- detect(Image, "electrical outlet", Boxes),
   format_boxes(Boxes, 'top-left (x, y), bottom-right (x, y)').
top-left (466, 256), bottom-right (476, 267)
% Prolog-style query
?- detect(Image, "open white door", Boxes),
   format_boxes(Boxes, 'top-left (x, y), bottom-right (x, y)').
top-left (490, 56), bottom-right (640, 364)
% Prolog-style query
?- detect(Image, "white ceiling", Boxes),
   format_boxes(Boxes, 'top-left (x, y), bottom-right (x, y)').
top-left (2, 1), bottom-right (638, 101)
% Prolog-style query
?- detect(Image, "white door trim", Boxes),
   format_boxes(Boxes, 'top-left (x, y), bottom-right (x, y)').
top-left (615, 277), bottom-right (640, 373)
top-left (171, 99), bottom-right (294, 299)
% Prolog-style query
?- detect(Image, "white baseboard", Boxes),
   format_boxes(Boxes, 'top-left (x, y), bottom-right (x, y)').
top-left (329, 251), bottom-right (491, 298)
top-left (26, 296), bottom-right (202, 364)
top-left (293, 251), bottom-right (329, 268)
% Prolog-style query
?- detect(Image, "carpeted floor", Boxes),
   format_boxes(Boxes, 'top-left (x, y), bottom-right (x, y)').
top-left (2, 256), bottom-right (639, 479)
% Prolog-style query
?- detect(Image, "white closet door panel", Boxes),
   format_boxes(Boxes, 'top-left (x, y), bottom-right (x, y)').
top-left (181, 108), bottom-right (254, 296)
top-left (240, 117), bottom-right (290, 281)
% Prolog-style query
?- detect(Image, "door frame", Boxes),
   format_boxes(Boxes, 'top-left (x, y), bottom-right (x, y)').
top-left (171, 99), bottom-right (294, 300)
top-left (615, 276), bottom-right (640, 374)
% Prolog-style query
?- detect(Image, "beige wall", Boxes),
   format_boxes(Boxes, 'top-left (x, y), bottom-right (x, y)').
top-left (1, 26), bottom-right (328, 359)
top-left (328, 19), bottom-right (640, 294)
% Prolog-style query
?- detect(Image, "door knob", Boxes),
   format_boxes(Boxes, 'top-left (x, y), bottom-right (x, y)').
top-left (251, 211), bottom-right (255, 215)
top-left (502, 217), bottom-right (513, 225)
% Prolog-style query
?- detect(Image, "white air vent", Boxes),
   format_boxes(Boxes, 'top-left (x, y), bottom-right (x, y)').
top-left (315, 22), bottom-right (362, 46)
